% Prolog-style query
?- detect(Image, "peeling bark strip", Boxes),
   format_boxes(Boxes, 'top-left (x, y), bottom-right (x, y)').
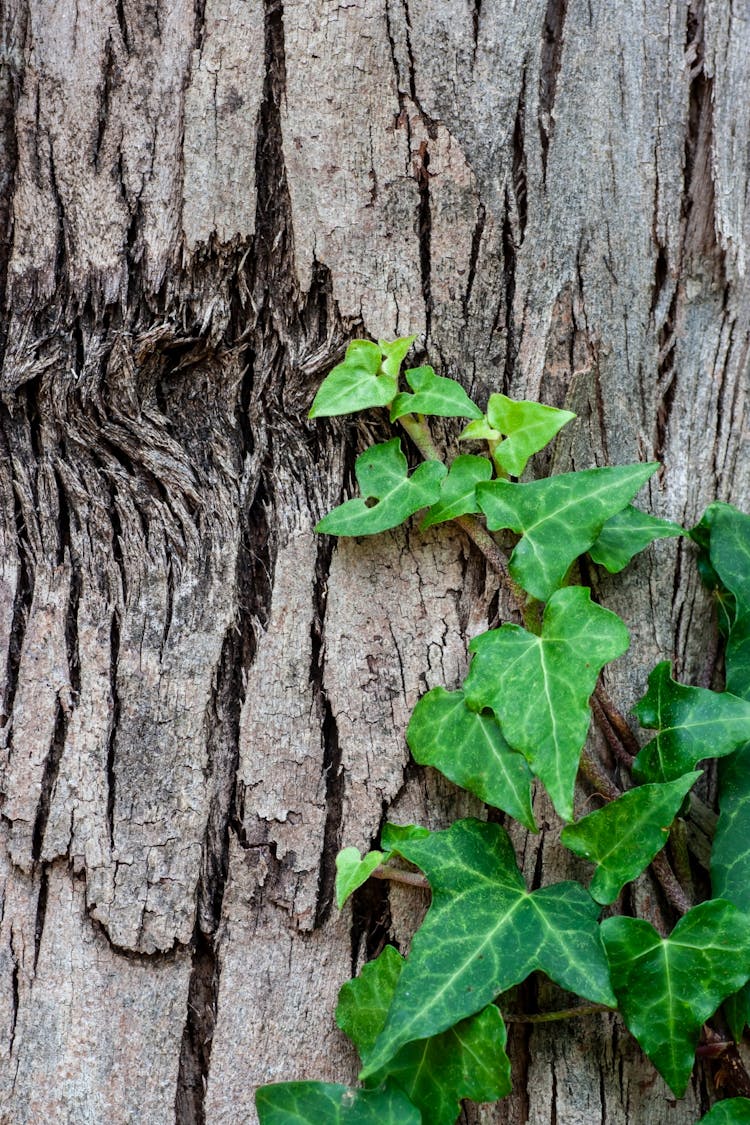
top-left (0, 0), bottom-right (748, 1123)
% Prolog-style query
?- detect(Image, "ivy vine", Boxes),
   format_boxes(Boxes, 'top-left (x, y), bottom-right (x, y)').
top-left (255, 338), bottom-right (750, 1124)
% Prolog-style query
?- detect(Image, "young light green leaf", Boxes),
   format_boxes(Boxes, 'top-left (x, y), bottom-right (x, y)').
top-left (484, 394), bottom-right (576, 476)
top-left (420, 455), bottom-right (494, 529)
top-left (459, 417), bottom-right (501, 443)
top-left (477, 463), bottom-right (658, 600)
top-left (560, 771), bottom-right (701, 904)
top-left (463, 587), bottom-right (629, 821)
top-left (336, 946), bottom-right (511, 1125)
top-left (631, 662), bottom-right (750, 783)
top-left (336, 847), bottom-right (388, 909)
top-left (378, 335), bottom-right (418, 380)
top-left (379, 823), bottom-right (432, 849)
top-left (588, 505), bottom-right (684, 573)
top-left (255, 1081), bottom-right (421, 1124)
top-left (359, 818), bottom-right (615, 1079)
top-left (601, 902), bottom-right (750, 1097)
top-left (406, 687), bottom-right (536, 829)
top-left (316, 439), bottom-right (446, 537)
top-left (309, 340), bottom-right (397, 418)
top-left (697, 1098), bottom-right (750, 1123)
top-left (390, 366), bottom-right (482, 422)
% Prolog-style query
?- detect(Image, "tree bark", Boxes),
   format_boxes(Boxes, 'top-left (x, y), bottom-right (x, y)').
top-left (0, 1), bottom-right (748, 1122)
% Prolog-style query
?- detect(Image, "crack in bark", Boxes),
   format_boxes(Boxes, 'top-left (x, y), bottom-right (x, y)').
top-left (512, 67), bottom-right (528, 244)
top-left (538, 0), bottom-right (568, 185)
top-left (501, 187), bottom-right (518, 394)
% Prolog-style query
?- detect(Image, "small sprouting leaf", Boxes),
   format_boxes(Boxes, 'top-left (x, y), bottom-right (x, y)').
top-left (255, 1081), bottom-right (421, 1124)
top-left (336, 847), bottom-right (388, 909)
top-left (589, 505), bottom-right (684, 573)
top-left (406, 687), bottom-right (536, 829)
top-left (477, 463), bottom-right (658, 600)
top-left (420, 455), bottom-right (494, 529)
top-left (459, 417), bottom-right (501, 443)
top-left (316, 439), bottom-right (446, 536)
top-left (697, 1097), bottom-right (750, 1123)
top-left (336, 946), bottom-right (511, 1125)
top-left (359, 818), bottom-right (615, 1079)
top-left (378, 335), bottom-right (418, 380)
top-left (390, 366), bottom-right (482, 422)
top-left (560, 771), bottom-right (701, 904)
top-left (601, 901), bottom-right (750, 1097)
top-left (463, 587), bottom-right (629, 821)
top-left (380, 823), bottom-right (431, 850)
top-left (631, 662), bottom-right (750, 783)
top-left (309, 340), bottom-right (397, 418)
top-left (483, 394), bottom-right (576, 477)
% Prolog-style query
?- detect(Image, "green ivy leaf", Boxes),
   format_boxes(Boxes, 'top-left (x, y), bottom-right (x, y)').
top-left (336, 946), bottom-right (511, 1125)
top-left (693, 502), bottom-right (750, 613)
top-left (380, 823), bottom-right (431, 849)
top-left (390, 366), bottom-right (482, 422)
top-left (477, 464), bottom-right (658, 600)
top-left (406, 687), bottom-right (536, 830)
top-left (711, 743), bottom-right (750, 1040)
top-left (359, 818), bottom-right (615, 1079)
top-left (560, 772), bottom-right (701, 904)
top-left (420, 455), bottom-right (494, 529)
top-left (631, 662), bottom-right (750, 783)
top-left (255, 1081), bottom-right (421, 1124)
top-left (601, 901), bottom-right (750, 1097)
top-left (309, 340), bottom-right (397, 418)
top-left (589, 506), bottom-right (684, 573)
top-left (336, 847), bottom-right (388, 909)
top-left (484, 394), bottom-right (576, 477)
top-left (379, 336), bottom-right (418, 380)
top-left (698, 1098), bottom-right (750, 1123)
top-left (463, 587), bottom-right (629, 821)
top-left (316, 439), bottom-right (447, 536)
top-left (459, 417), bottom-right (501, 443)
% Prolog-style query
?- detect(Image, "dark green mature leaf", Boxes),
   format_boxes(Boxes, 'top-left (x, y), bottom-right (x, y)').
top-left (711, 742), bottom-right (750, 1040)
top-left (406, 688), bottom-right (536, 830)
top-left (601, 901), bottom-right (750, 1096)
top-left (420, 456), bottom-right (494, 529)
top-left (631, 662), bottom-right (750, 783)
top-left (337, 946), bottom-right (511, 1125)
top-left (589, 505), bottom-right (684, 573)
top-left (390, 366), bottom-right (482, 422)
top-left (477, 463), bottom-right (658, 600)
top-left (309, 340), bottom-right (398, 418)
top-left (359, 818), bottom-right (615, 1079)
top-left (698, 1098), bottom-right (750, 1123)
top-left (255, 1081), bottom-right (421, 1124)
top-left (316, 439), bottom-right (446, 536)
top-left (336, 847), bottom-right (388, 909)
top-left (560, 772), bottom-right (701, 904)
top-left (693, 502), bottom-right (750, 612)
top-left (485, 394), bottom-right (576, 477)
top-left (463, 587), bottom-right (629, 821)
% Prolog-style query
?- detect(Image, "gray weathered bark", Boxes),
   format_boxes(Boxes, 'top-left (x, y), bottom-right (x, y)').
top-left (0, 0), bottom-right (748, 1121)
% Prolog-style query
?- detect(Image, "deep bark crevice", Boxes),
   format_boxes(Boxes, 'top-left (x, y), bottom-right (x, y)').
top-left (538, 0), bottom-right (569, 184)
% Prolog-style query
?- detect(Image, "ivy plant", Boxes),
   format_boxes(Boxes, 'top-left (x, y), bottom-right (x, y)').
top-left (256, 338), bottom-right (750, 1124)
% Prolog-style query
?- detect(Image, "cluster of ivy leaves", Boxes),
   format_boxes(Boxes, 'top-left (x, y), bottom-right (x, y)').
top-left (255, 339), bottom-right (750, 1125)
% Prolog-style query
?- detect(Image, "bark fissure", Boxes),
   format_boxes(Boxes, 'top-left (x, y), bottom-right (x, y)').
top-left (538, 0), bottom-right (569, 184)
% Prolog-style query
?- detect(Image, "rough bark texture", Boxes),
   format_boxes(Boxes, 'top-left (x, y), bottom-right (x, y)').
top-left (0, 1), bottom-right (748, 1122)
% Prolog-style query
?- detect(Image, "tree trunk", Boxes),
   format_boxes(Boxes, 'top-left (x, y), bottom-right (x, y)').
top-left (0, 1), bottom-right (748, 1121)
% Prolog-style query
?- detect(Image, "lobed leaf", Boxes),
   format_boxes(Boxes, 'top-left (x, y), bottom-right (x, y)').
top-left (359, 818), bottom-right (615, 1079)
top-left (560, 771), bottom-right (701, 904)
top-left (589, 505), bottom-right (684, 573)
top-left (316, 439), bottom-right (446, 536)
top-left (309, 340), bottom-right (397, 418)
top-left (693, 502), bottom-right (750, 615)
top-left (632, 662), bottom-right (750, 783)
top-left (379, 336), bottom-right (418, 380)
top-left (406, 687), bottom-right (536, 829)
top-left (420, 455), bottom-right (494, 529)
top-left (464, 587), bottom-right (629, 821)
top-left (390, 366), bottom-right (482, 422)
top-left (698, 1098), bottom-right (750, 1123)
top-left (477, 463), bottom-right (658, 600)
top-left (601, 901), bottom-right (750, 1096)
top-left (336, 945), bottom-right (511, 1125)
top-left (336, 847), bottom-right (388, 909)
top-left (255, 1081), bottom-right (421, 1124)
top-left (485, 394), bottom-right (576, 477)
